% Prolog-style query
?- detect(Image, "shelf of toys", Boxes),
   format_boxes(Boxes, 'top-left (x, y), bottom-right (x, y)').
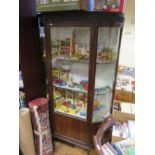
top-left (52, 47), bottom-right (116, 64)
top-left (52, 65), bottom-right (112, 120)
top-left (50, 26), bottom-right (120, 122)
top-left (51, 27), bottom-right (120, 122)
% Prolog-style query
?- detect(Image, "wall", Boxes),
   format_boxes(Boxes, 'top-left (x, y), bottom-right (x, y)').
top-left (119, 0), bottom-right (135, 67)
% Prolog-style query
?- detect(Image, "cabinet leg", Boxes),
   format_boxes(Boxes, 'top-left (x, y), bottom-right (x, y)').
top-left (87, 149), bottom-right (90, 155)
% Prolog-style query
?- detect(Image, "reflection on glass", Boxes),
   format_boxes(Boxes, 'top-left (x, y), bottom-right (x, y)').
top-left (93, 27), bottom-right (120, 122)
top-left (50, 27), bottom-right (90, 120)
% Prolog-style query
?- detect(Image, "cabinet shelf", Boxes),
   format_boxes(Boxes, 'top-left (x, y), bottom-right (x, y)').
top-left (53, 57), bottom-right (115, 64)
top-left (53, 83), bottom-right (87, 93)
top-left (54, 110), bottom-right (86, 121)
top-left (53, 83), bottom-right (111, 95)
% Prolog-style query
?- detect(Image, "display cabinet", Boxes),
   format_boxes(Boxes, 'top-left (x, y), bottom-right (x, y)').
top-left (43, 11), bottom-right (124, 150)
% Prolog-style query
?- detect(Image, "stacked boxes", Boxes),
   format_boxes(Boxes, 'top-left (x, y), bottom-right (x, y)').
top-left (36, 0), bottom-right (125, 13)
top-left (115, 66), bottom-right (135, 103)
top-left (36, 0), bottom-right (90, 12)
top-left (29, 98), bottom-right (53, 155)
top-left (90, 0), bottom-right (125, 12)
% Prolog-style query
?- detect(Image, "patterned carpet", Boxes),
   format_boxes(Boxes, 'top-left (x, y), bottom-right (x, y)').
top-left (53, 141), bottom-right (97, 155)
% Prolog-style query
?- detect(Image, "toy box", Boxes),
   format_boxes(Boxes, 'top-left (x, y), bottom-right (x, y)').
top-left (90, 0), bottom-right (125, 13)
top-left (36, 0), bottom-right (90, 12)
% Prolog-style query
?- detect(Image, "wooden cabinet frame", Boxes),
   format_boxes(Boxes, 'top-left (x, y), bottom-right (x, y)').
top-left (43, 11), bottom-right (124, 150)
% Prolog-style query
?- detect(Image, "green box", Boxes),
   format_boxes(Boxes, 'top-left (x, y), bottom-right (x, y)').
top-left (36, 0), bottom-right (90, 12)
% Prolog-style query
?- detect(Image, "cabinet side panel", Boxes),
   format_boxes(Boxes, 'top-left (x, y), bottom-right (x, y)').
top-left (54, 113), bottom-right (88, 143)
top-left (19, 0), bottom-right (46, 102)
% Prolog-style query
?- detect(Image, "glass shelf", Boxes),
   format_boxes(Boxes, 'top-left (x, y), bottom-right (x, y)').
top-left (52, 55), bottom-right (116, 64)
top-left (53, 83), bottom-right (112, 95)
top-left (53, 83), bottom-right (87, 93)
top-left (54, 109), bottom-right (86, 121)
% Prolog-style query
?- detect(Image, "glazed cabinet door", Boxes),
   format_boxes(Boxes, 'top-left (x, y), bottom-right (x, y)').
top-left (50, 26), bottom-right (91, 121)
top-left (92, 27), bottom-right (121, 123)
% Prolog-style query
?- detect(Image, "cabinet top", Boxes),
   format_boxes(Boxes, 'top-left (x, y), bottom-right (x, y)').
top-left (40, 11), bottom-right (125, 25)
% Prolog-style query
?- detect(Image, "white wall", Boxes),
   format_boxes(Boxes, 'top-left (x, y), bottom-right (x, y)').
top-left (119, 0), bottom-right (135, 67)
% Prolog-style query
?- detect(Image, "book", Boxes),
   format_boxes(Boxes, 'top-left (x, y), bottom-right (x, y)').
top-left (107, 142), bottom-right (119, 155)
top-left (113, 144), bottom-right (123, 155)
top-left (112, 120), bottom-right (135, 139)
top-left (101, 145), bottom-right (111, 155)
top-left (128, 120), bottom-right (135, 138)
top-left (121, 102), bottom-right (135, 114)
top-left (113, 138), bottom-right (135, 155)
top-left (112, 122), bottom-right (129, 138)
top-left (103, 144), bottom-right (116, 155)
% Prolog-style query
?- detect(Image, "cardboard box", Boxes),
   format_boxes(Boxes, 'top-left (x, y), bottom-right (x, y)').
top-left (112, 136), bottom-right (126, 143)
top-left (113, 111), bottom-right (135, 123)
top-left (114, 89), bottom-right (133, 103)
top-left (132, 92), bottom-right (135, 103)
top-left (112, 111), bottom-right (135, 143)
top-left (36, 0), bottom-right (90, 12)
top-left (90, 0), bottom-right (125, 13)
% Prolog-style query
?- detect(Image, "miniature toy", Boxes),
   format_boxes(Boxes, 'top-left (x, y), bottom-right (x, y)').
top-left (54, 99), bottom-right (61, 109)
top-left (79, 80), bottom-right (88, 91)
top-left (122, 79), bottom-right (129, 86)
top-left (53, 79), bottom-right (67, 86)
top-left (61, 38), bottom-right (71, 56)
top-left (68, 77), bottom-right (75, 88)
top-left (70, 104), bottom-right (76, 109)
top-left (93, 99), bottom-right (100, 110)
top-left (51, 40), bottom-right (61, 56)
top-left (60, 66), bottom-right (70, 81)
top-left (68, 109), bottom-right (76, 115)
top-left (97, 47), bottom-right (113, 63)
top-left (52, 67), bottom-right (60, 80)
top-left (80, 110), bottom-right (86, 117)
top-left (76, 101), bottom-right (83, 107)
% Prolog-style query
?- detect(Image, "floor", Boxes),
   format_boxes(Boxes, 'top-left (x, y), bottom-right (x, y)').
top-left (53, 141), bottom-right (98, 155)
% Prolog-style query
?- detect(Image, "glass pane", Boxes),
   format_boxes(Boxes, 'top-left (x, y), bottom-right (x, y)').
top-left (50, 27), bottom-right (90, 120)
top-left (92, 27), bottom-right (120, 123)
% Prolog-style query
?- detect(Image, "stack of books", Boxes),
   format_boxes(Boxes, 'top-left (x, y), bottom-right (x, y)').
top-left (101, 138), bottom-right (135, 155)
top-left (101, 142), bottom-right (119, 155)
top-left (112, 120), bottom-right (135, 139)
top-left (113, 138), bottom-right (135, 155)
top-left (116, 66), bottom-right (135, 92)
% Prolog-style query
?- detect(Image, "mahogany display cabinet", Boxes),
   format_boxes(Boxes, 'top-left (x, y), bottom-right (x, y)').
top-left (43, 11), bottom-right (125, 150)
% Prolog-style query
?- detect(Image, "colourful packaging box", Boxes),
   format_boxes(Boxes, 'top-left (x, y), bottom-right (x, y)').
top-left (29, 98), bottom-right (53, 155)
top-left (36, 0), bottom-right (90, 12)
top-left (90, 0), bottom-right (125, 13)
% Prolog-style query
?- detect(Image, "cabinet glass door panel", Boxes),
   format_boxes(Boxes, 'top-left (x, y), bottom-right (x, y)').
top-left (93, 27), bottom-right (120, 122)
top-left (50, 27), bottom-right (90, 120)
